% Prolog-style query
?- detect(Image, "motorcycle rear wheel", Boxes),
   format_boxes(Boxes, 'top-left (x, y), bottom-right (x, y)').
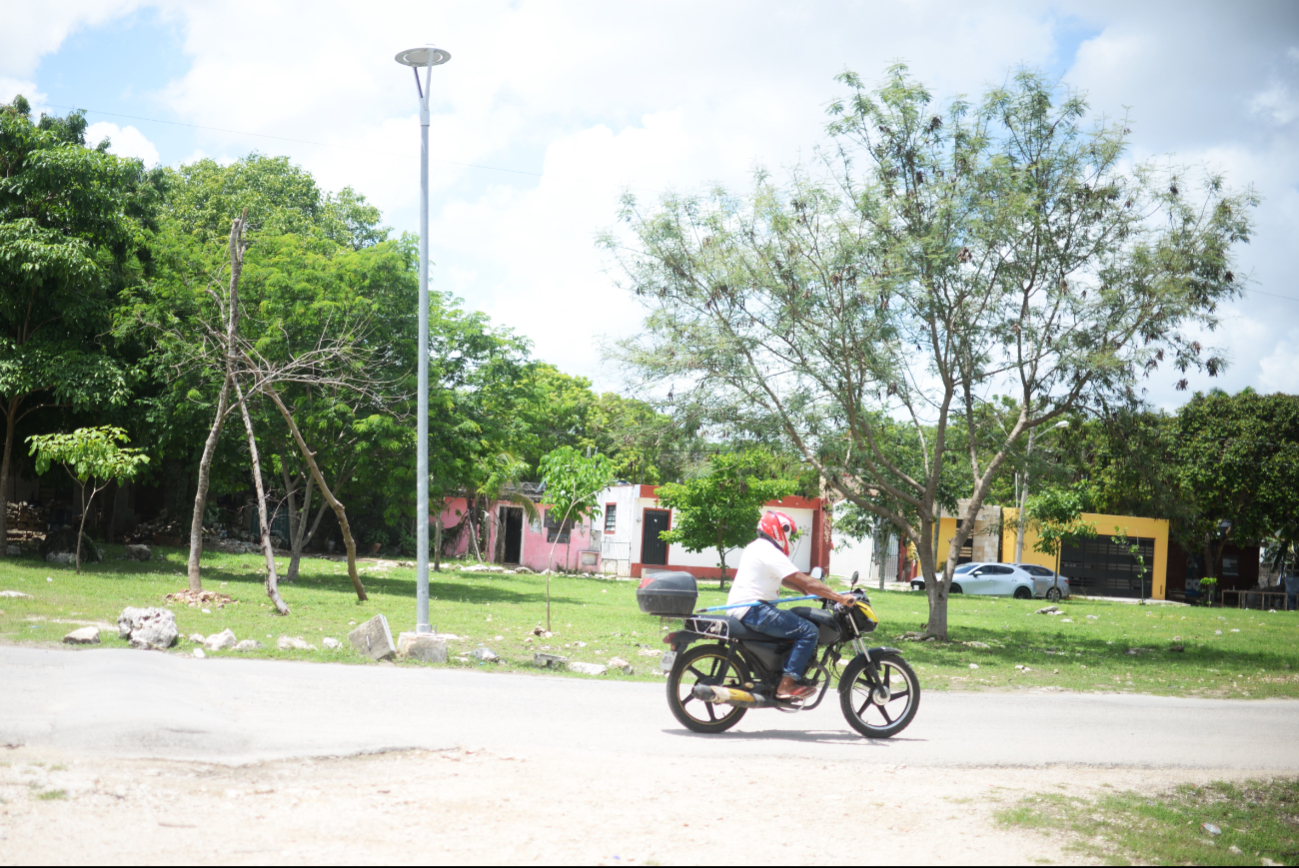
top-left (839, 652), bottom-right (920, 738)
top-left (667, 644), bottom-right (750, 734)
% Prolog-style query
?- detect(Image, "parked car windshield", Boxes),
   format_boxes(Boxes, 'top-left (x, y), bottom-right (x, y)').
top-left (954, 563), bottom-right (979, 574)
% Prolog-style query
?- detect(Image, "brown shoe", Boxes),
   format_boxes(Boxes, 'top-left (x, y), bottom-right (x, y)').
top-left (776, 676), bottom-right (815, 700)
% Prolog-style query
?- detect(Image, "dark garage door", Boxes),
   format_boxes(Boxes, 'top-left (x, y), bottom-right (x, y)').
top-left (1061, 536), bottom-right (1155, 598)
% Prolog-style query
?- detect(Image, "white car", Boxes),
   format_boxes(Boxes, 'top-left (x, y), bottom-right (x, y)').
top-left (1015, 563), bottom-right (1072, 602)
top-left (910, 562), bottom-right (1037, 599)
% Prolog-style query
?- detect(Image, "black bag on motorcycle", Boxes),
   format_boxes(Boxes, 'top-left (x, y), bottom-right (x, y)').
top-left (636, 572), bottom-right (698, 616)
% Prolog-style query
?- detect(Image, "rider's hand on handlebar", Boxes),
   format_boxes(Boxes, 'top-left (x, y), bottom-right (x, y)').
top-left (835, 593), bottom-right (857, 608)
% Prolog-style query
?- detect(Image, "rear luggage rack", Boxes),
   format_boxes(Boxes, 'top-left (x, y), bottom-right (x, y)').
top-left (682, 616), bottom-right (730, 639)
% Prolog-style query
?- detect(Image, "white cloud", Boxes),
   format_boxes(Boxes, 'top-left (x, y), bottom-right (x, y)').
top-left (0, 76), bottom-right (44, 113)
top-left (84, 121), bottom-right (161, 166)
top-left (1251, 83), bottom-right (1298, 126)
top-left (0, 0), bottom-right (142, 77)
top-left (8, 0), bottom-right (1299, 398)
top-left (1259, 333), bottom-right (1299, 393)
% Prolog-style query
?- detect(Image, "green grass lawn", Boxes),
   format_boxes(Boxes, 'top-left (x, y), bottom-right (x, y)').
top-left (2, 544), bottom-right (1298, 696)
top-left (999, 778), bottom-right (1299, 865)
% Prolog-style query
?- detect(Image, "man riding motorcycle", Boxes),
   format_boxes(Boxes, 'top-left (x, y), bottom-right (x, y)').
top-left (726, 510), bottom-right (857, 700)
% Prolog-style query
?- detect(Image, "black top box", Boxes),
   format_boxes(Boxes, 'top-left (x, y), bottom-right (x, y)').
top-left (636, 571), bottom-right (699, 617)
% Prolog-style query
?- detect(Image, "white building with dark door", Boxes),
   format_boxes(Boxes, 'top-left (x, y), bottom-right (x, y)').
top-left (595, 483), bottom-right (831, 581)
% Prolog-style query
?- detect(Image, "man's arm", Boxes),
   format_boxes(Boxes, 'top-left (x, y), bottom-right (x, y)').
top-left (781, 571), bottom-right (855, 606)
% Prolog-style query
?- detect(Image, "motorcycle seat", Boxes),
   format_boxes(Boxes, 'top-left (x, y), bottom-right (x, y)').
top-left (723, 614), bottom-right (774, 641)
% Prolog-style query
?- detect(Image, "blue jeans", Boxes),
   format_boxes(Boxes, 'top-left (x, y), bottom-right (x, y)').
top-left (741, 601), bottom-right (819, 680)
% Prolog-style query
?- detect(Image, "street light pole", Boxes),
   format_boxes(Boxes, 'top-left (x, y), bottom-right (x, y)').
top-left (396, 45), bottom-right (451, 634)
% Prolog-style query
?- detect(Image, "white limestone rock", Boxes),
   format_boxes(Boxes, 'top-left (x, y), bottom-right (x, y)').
top-left (397, 632), bottom-right (447, 663)
top-left (204, 629), bottom-right (237, 651)
top-left (63, 626), bottom-right (100, 645)
top-left (117, 607), bottom-right (178, 650)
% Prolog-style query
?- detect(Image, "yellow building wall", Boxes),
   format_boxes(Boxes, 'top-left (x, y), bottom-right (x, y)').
top-left (937, 517), bottom-right (959, 563)
top-left (1001, 508), bottom-right (1170, 600)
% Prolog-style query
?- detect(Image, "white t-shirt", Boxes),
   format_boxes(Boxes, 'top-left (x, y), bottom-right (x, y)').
top-left (726, 538), bottom-right (801, 617)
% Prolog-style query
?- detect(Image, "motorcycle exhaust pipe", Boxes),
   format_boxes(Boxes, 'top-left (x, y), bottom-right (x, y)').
top-left (691, 684), bottom-right (763, 707)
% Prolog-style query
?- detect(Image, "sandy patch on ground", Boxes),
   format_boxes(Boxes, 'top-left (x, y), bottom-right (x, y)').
top-left (0, 744), bottom-right (1268, 866)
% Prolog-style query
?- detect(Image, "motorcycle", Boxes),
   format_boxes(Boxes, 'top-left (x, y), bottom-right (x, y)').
top-left (660, 570), bottom-right (920, 738)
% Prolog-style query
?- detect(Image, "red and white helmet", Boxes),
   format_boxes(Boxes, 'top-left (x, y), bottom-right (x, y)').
top-left (758, 510), bottom-right (797, 556)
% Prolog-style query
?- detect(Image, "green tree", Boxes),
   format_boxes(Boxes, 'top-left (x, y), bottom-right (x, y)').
top-left (1025, 484), bottom-right (1097, 598)
top-left (0, 97), bottom-right (162, 555)
top-left (27, 426), bottom-right (149, 572)
top-left (1172, 390), bottom-right (1299, 579)
top-left (656, 450), bottom-right (796, 589)
top-left (129, 155), bottom-right (404, 594)
top-left (584, 392), bottom-right (694, 484)
top-left (608, 66), bottom-right (1254, 639)
top-left (538, 445), bottom-right (615, 629)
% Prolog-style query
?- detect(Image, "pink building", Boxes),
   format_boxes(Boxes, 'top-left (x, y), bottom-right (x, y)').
top-left (434, 483), bottom-right (831, 579)
top-left (434, 492), bottom-right (602, 573)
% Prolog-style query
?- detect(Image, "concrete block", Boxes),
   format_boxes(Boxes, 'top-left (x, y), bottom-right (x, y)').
top-left (397, 632), bottom-right (447, 663)
top-left (348, 614), bottom-right (396, 661)
top-left (533, 652), bottom-right (569, 669)
top-left (569, 662), bottom-right (608, 676)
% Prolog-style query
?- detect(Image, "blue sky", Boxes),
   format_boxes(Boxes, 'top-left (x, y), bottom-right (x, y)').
top-left (3, 0), bottom-right (1296, 405)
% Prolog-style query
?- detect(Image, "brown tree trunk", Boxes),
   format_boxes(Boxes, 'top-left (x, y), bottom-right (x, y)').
top-left (74, 480), bottom-right (87, 574)
top-left (265, 386), bottom-right (366, 601)
top-left (0, 398), bottom-right (16, 557)
top-left (283, 468), bottom-right (325, 584)
top-left (234, 379), bottom-right (288, 615)
top-left (467, 497), bottom-right (482, 561)
top-left (433, 516), bottom-right (442, 572)
top-left (186, 378), bottom-right (230, 591)
top-left (187, 214), bottom-right (246, 592)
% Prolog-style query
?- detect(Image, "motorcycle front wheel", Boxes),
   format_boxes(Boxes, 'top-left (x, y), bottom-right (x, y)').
top-left (667, 643), bottom-right (750, 734)
top-left (839, 651), bottom-right (920, 738)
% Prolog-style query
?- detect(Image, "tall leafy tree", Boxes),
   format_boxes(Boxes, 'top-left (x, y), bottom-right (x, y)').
top-left (608, 66), bottom-right (1255, 639)
top-left (656, 449), bottom-right (796, 589)
top-left (1172, 390), bottom-right (1299, 579)
top-left (0, 97), bottom-right (162, 555)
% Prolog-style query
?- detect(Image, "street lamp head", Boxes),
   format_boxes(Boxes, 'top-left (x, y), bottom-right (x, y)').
top-left (395, 46), bottom-right (451, 67)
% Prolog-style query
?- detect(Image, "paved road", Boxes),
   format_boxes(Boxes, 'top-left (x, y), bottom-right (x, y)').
top-left (3, 645), bottom-right (1297, 769)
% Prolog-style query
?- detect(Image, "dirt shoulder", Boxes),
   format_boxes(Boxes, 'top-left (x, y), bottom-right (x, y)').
top-left (0, 744), bottom-right (1274, 866)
